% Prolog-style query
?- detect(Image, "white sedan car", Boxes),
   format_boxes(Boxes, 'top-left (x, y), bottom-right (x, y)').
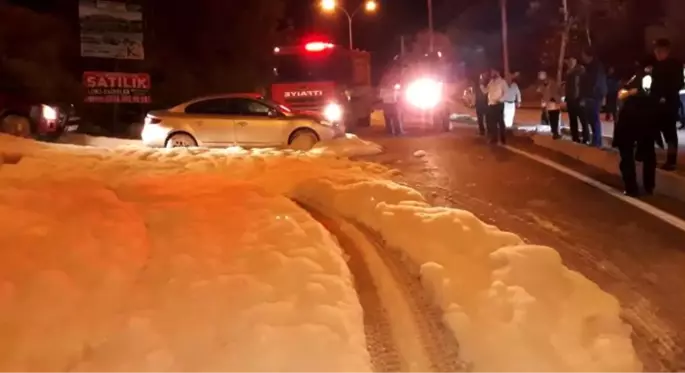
top-left (141, 93), bottom-right (345, 150)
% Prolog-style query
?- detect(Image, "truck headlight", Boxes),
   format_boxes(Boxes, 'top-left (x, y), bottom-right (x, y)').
top-left (323, 103), bottom-right (343, 122)
top-left (406, 78), bottom-right (442, 109)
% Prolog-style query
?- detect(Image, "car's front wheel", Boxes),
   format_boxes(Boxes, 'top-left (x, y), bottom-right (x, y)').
top-left (0, 114), bottom-right (32, 138)
top-left (165, 132), bottom-right (197, 148)
top-left (289, 129), bottom-right (319, 151)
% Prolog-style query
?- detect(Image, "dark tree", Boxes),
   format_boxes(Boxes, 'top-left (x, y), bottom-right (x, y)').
top-left (144, 0), bottom-right (285, 107)
top-left (0, 2), bottom-right (81, 102)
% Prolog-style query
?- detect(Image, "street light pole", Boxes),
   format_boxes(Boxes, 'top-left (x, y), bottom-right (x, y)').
top-left (322, 1), bottom-right (377, 50)
top-left (337, 8), bottom-right (354, 50)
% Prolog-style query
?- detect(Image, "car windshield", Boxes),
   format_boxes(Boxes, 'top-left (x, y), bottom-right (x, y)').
top-left (274, 52), bottom-right (352, 83)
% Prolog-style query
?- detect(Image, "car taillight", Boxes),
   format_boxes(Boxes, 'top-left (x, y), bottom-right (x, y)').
top-left (144, 115), bottom-right (161, 125)
top-left (42, 105), bottom-right (58, 120)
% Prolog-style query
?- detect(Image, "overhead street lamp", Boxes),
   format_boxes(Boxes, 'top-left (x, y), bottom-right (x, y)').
top-left (320, 0), bottom-right (378, 50)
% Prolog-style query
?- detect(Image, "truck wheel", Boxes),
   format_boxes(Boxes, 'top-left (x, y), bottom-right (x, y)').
top-left (0, 114), bottom-right (32, 138)
top-left (356, 115), bottom-right (371, 128)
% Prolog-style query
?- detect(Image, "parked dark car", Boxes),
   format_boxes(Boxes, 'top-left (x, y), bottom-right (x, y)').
top-left (0, 93), bottom-right (79, 140)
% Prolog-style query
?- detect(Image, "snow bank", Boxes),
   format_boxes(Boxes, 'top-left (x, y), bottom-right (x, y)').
top-left (312, 133), bottom-right (383, 157)
top-left (57, 133), bottom-right (142, 148)
top-left (53, 131), bottom-right (383, 157)
top-left (291, 179), bottom-right (642, 372)
top-left (0, 173), bottom-right (370, 371)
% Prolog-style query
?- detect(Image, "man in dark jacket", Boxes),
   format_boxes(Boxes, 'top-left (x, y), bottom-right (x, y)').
top-left (649, 38), bottom-right (683, 171)
top-left (580, 48), bottom-right (607, 147)
top-left (612, 70), bottom-right (661, 196)
top-left (475, 72), bottom-right (489, 136)
top-left (564, 57), bottom-right (588, 143)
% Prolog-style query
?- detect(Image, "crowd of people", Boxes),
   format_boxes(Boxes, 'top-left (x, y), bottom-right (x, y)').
top-left (474, 38), bottom-right (683, 196)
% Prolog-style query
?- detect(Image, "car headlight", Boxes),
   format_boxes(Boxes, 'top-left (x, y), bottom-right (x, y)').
top-left (323, 103), bottom-right (343, 122)
top-left (42, 105), bottom-right (58, 120)
top-left (406, 78), bottom-right (442, 109)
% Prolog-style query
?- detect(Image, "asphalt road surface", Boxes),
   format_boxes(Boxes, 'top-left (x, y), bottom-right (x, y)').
top-left (358, 127), bottom-right (685, 372)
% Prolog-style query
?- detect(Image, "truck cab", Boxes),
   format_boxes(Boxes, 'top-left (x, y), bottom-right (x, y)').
top-left (271, 41), bottom-right (373, 128)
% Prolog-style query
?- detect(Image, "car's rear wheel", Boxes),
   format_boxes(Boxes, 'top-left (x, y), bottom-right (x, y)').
top-left (0, 114), bottom-right (32, 138)
top-left (165, 132), bottom-right (197, 148)
top-left (289, 129), bottom-right (319, 151)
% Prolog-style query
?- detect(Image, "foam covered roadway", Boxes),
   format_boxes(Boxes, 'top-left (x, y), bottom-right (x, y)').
top-left (0, 133), bottom-right (642, 371)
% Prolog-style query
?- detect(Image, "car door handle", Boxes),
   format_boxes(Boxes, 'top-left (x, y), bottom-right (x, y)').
top-left (237, 121), bottom-right (248, 127)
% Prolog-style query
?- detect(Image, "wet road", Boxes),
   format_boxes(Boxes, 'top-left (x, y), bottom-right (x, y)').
top-left (360, 129), bottom-right (685, 371)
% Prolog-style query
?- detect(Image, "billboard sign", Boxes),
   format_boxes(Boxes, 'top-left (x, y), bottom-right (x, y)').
top-left (79, 0), bottom-right (144, 60)
top-left (83, 71), bottom-right (151, 103)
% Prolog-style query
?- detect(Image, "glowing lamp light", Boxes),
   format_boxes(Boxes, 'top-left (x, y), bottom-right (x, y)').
top-left (305, 41), bottom-right (334, 52)
top-left (321, 0), bottom-right (336, 11)
top-left (273, 47), bottom-right (280, 53)
top-left (365, 0), bottom-right (378, 12)
top-left (393, 83), bottom-right (401, 90)
top-left (323, 102), bottom-right (343, 122)
top-left (406, 78), bottom-right (443, 110)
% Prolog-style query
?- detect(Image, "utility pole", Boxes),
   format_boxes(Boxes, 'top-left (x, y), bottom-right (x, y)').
top-left (428, 0), bottom-right (434, 52)
top-left (557, 0), bottom-right (570, 84)
top-left (500, 0), bottom-right (509, 75)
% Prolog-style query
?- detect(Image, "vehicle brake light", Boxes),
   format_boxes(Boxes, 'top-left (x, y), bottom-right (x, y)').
top-left (305, 42), bottom-right (334, 52)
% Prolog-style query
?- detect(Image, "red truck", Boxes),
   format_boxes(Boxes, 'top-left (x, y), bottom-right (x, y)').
top-left (0, 93), bottom-right (78, 140)
top-left (271, 40), bottom-right (374, 128)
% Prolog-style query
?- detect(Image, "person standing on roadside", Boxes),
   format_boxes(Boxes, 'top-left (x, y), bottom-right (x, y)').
top-left (536, 71), bottom-right (550, 126)
top-left (475, 72), bottom-right (490, 136)
top-left (381, 83), bottom-right (403, 136)
top-left (580, 48), bottom-right (608, 147)
top-left (648, 38), bottom-right (683, 171)
top-left (612, 67), bottom-right (661, 196)
top-left (503, 72), bottom-right (522, 128)
top-left (483, 67), bottom-right (508, 144)
top-left (605, 66), bottom-right (620, 122)
top-left (565, 57), bottom-right (588, 143)
top-left (538, 71), bottom-right (563, 139)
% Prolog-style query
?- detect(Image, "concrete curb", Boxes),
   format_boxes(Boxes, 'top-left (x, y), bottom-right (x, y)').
top-left (530, 133), bottom-right (685, 202)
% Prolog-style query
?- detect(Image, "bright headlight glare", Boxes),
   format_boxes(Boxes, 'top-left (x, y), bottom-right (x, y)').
top-left (42, 105), bottom-right (58, 120)
top-left (323, 103), bottom-right (343, 122)
top-left (406, 78), bottom-right (442, 109)
top-left (642, 75), bottom-right (652, 91)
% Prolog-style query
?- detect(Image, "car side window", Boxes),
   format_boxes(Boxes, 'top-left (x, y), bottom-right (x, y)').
top-left (228, 98), bottom-right (272, 117)
top-left (185, 99), bottom-right (240, 115)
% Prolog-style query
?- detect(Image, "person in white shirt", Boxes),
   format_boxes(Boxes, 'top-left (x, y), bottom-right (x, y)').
top-left (502, 72), bottom-right (521, 128)
top-left (481, 67), bottom-right (509, 144)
